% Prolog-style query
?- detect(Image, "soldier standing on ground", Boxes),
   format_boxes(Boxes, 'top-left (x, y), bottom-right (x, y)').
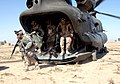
top-left (14, 30), bottom-right (40, 71)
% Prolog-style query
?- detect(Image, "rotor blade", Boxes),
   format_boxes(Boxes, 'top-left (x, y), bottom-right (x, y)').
top-left (95, 0), bottom-right (105, 8)
top-left (95, 11), bottom-right (120, 19)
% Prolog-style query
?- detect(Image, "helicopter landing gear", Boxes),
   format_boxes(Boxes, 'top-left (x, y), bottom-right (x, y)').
top-left (99, 46), bottom-right (108, 53)
top-left (92, 50), bottom-right (97, 61)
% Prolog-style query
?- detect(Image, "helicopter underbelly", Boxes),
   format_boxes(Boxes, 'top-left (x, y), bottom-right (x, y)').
top-left (82, 32), bottom-right (107, 50)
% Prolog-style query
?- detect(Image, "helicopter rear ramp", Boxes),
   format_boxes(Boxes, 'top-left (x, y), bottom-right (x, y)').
top-left (36, 52), bottom-right (92, 64)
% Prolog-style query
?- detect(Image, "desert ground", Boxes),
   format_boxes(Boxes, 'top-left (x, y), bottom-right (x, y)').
top-left (0, 42), bottom-right (120, 84)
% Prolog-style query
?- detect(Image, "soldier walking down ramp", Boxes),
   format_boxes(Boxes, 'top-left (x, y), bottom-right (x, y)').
top-left (13, 30), bottom-right (40, 71)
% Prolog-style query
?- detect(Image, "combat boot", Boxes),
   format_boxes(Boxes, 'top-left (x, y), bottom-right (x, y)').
top-left (66, 50), bottom-right (71, 55)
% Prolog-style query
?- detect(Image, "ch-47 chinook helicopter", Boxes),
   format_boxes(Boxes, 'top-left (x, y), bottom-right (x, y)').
top-left (19, 0), bottom-right (120, 64)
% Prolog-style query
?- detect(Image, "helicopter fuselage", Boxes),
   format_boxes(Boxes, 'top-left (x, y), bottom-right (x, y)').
top-left (20, 0), bottom-right (107, 63)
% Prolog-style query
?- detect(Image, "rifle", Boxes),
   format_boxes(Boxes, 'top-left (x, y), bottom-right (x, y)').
top-left (10, 40), bottom-right (19, 58)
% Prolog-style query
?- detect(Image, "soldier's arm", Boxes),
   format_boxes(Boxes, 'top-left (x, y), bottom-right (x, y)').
top-left (56, 23), bottom-right (62, 33)
top-left (67, 23), bottom-right (74, 37)
top-left (69, 24), bottom-right (74, 34)
top-left (25, 42), bottom-right (33, 50)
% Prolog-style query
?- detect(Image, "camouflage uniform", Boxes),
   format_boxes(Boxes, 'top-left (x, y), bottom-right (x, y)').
top-left (58, 18), bottom-right (73, 56)
top-left (15, 30), bottom-right (39, 71)
top-left (30, 31), bottom-right (43, 53)
top-left (46, 20), bottom-right (56, 49)
top-left (31, 21), bottom-right (44, 53)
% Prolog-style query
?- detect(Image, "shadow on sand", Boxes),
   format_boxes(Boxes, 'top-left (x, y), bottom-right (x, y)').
top-left (0, 66), bottom-right (9, 71)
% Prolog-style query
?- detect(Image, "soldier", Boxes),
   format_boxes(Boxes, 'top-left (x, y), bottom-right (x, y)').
top-left (57, 18), bottom-right (73, 56)
top-left (13, 30), bottom-right (24, 60)
top-left (14, 30), bottom-right (40, 71)
top-left (46, 20), bottom-right (56, 49)
top-left (30, 21), bottom-right (44, 54)
top-left (31, 21), bottom-right (44, 36)
top-left (46, 20), bottom-right (57, 56)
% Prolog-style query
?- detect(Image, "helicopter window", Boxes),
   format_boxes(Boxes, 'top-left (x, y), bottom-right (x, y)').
top-left (26, 0), bottom-right (33, 8)
top-left (35, 0), bottom-right (38, 4)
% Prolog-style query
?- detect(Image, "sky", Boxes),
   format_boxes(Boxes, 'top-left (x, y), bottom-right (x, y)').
top-left (0, 0), bottom-right (120, 44)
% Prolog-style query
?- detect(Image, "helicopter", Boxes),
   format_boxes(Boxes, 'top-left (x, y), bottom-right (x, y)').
top-left (19, 0), bottom-right (120, 64)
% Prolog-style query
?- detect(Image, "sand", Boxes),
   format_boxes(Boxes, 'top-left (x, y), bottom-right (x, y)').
top-left (0, 42), bottom-right (120, 84)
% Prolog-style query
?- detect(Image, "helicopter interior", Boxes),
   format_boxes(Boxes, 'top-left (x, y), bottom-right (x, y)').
top-left (21, 12), bottom-right (85, 53)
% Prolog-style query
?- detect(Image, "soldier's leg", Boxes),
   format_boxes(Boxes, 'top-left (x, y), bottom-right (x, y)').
top-left (34, 61), bottom-right (40, 70)
top-left (21, 52), bottom-right (27, 68)
top-left (21, 52), bottom-right (25, 61)
top-left (38, 38), bottom-right (43, 54)
top-left (29, 56), bottom-right (40, 70)
top-left (26, 51), bottom-right (39, 70)
top-left (66, 37), bottom-right (72, 55)
top-left (60, 37), bottom-right (65, 56)
top-left (24, 56), bottom-right (30, 71)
